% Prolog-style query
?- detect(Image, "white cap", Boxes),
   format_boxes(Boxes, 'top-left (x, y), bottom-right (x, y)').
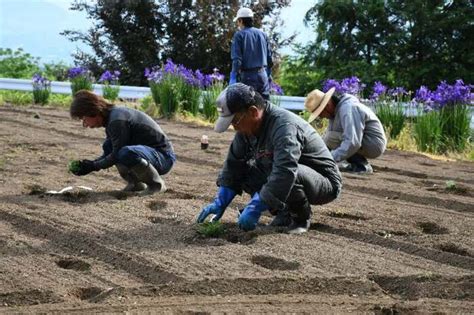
top-left (233, 8), bottom-right (254, 22)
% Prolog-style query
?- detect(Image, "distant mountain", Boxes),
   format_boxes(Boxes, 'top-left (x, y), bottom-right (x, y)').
top-left (0, 0), bottom-right (90, 64)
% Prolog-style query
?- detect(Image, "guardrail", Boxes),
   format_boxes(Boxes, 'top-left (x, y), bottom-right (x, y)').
top-left (0, 77), bottom-right (306, 111)
top-left (1, 77), bottom-right (472, 128)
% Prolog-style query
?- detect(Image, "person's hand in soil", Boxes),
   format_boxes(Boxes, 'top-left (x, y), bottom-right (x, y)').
top-left (238, 192), bottom-right (268, 231)
top-left (72, 160), bottom-right (97, 176)
top-left (197, 186), bottom-right (236, 223)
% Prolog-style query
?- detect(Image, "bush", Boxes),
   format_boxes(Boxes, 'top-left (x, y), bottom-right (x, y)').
top-left (0, 48), bottom-right (40, 79)
top-left (179, 81), bottom-right (201, 116)
top-left (375, 101), bottom-right (405, 139)
top-left (68, 67), bottom-right (94, 95)
top-left (413, 110), bottom-right (443, 153)
top-left (32, 74), bottom-right (51, 105)
top-left (150, 74), bottom-right (181, 118)
top-left (0, 90), bottom-right (33, 106)
top-left (413, 80), bottom-right (471, 153)
top-left (439, 105), bottom-right (471, 152)
top-left (99, 70), bottom-right (121, 102)
top-left (145, 60), bottom-right (225, 120)
top-left (202, 82), bottom-right (224, 122)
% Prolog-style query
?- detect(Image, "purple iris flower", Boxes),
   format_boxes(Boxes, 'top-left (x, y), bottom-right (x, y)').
top-left (270, 82), bottom-right (284, 95)
top-left (32, 73), bottom-right (50, 88)
top-left (67, 67), bottom-right (87, 79)
top-left (99, 70), bottom-right (120, 83)
top-left (370, 81), bottom-right (387, 100)
top-left (322, 79), bottom-right (341, 93)
top-left (340, 76), bottom-right (366, 95)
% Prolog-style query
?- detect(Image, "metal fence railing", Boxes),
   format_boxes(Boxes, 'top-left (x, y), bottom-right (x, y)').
top-left (0, 77), bottom-right (306, 111)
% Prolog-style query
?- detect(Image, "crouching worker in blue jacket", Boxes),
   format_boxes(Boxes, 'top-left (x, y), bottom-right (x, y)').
top-left (69, 90), bottom-right (176, 194)
top-left (197, 84), bottom-right (342, 234)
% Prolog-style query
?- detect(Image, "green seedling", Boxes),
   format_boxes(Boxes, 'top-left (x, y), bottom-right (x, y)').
top-left (445, 180), bottom-right (457, 190)
top-left (198, 221), bottom-right (225, 238)
top-left (68, 160), bottom-right (81, 173)
top-left (445, 180), bottom-right (467, 194)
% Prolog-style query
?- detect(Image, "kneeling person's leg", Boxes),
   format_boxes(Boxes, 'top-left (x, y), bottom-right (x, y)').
top-left (285, 164), bottom-right (340, 233)
top-left (116, 146), bottom-right (171, 194)
top-left (115, 163), bottom-right (147, 192)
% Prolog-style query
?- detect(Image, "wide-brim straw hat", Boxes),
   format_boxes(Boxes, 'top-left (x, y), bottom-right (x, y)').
top-left (304, 87), bottom-right (336, 123)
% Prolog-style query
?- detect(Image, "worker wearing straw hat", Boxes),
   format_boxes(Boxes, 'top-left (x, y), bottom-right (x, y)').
top-left (305, 87), bottom-right (386, 174)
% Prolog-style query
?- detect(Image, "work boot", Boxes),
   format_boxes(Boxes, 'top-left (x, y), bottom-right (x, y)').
top-left (347, 154), bottom-right (373, 175)
top-left (116, 164), bottom-right (147, 192)
top-left (336, 160), bottom-right (353, 172)
top-left (287, 199), bottom-right (312, 235)
top-left (130, 158), bottom-right (166, 194)
top-left (269, 210), bottom-right (292, 227)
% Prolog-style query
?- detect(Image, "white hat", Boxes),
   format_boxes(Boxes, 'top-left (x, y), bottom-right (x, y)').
top-left (233, 8), bottom-right (254, 22)
top-left (304, 87), bottom-right (336, 123)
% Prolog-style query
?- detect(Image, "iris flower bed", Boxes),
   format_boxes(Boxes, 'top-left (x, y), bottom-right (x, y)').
top-left (99, 70), bottom-right (121, 101)
top-left (32, 73), bottom-right (51, 105)
top-left (68, 67), bottom-right (93, 96)
top-left (145, 59), bottom-right (225, 118)
top-left (321, 77), bottom-right (472, 154)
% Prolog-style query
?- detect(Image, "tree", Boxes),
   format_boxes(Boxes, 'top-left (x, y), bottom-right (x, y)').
top-left (299, 0), bottom-right (473, 92)
top-left (62, 0), bottom-right (167, 86)
top-left (63, 0), bottom-right (293, 86)
top-left (0, 48), bottom-right (40, 79)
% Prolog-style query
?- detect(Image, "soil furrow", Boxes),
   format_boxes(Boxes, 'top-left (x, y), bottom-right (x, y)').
top-left (310, 223), bottom-right (474, 271)
top-left (0, 209), bottom-right (182, 285)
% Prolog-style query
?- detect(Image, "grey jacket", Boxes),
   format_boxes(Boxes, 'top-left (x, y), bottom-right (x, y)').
top-left (328, 94), bottom-right (386, 162)
top-left (94, 106), bottom-right (174, 170)
top-left (217, 103), bottom-right (341, 212)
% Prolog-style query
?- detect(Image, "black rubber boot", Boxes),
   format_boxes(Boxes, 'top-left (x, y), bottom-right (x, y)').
top-left (286, 183), bottom-right (313, 234)
top-left (269, 210), bottom-right (292, 227)
top-left (288, 200), bottom-right (312, 234)
top-left (116, 164), bottom-right (147, 192)
top-left (130, 159), bottom-right (166, 194)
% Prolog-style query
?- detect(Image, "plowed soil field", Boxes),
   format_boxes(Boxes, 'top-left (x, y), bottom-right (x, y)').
top-left (0, 105), bottom-right (472, 313)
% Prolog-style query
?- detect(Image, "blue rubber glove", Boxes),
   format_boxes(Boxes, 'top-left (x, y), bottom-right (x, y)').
top-left (229, 71), bottom-right (237, 85)
top-left (197, 186), bottom-right (236, 223)
top-left (238, 192), bottom-right (268, 231)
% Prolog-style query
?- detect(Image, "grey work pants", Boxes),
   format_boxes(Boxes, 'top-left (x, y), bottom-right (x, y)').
top-left (242, 164), bottom-right (341, 217)
top-left (324, 131), bottom-right (385, 159)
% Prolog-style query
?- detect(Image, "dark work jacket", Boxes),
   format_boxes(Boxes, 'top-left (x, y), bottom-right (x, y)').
top-left (94, 106), bottom-right (174, 170)
top-left (217, 103), bottom-right (341, 212)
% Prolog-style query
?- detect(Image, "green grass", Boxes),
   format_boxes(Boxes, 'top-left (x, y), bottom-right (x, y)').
top-left (197, 221), bottom-right (225, 238)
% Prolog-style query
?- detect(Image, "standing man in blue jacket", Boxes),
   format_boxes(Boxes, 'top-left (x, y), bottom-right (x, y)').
top-left (197, 84), bottom-right (342, 234)
top-left (230, 7), bottom-right (273, 100)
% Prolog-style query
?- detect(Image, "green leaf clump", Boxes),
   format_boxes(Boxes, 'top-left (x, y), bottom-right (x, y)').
top-left (198, 221), bottom-right (225, 238)
top-left (68, 160), bottom-right (81, 173)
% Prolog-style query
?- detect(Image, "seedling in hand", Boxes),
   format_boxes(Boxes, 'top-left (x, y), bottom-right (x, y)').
top-left (68, 160), bottom-right (81, 173)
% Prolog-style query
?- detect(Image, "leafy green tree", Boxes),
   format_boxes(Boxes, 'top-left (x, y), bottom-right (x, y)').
top-left (0, 48), bottom-right (40, 79)
top-left (300, 0), bottom-right (473, 91)
top-left (62, 0), bottom-right (292, 85)
top-left (62, 0), bottom-right (167, 86)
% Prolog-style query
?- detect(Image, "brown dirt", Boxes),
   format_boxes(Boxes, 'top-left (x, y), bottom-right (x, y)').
top-left (0, 104), bottom-right (473, 313)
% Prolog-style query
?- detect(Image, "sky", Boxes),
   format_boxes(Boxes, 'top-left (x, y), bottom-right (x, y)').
top-left (0, 0), bottom-right (315, 65)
